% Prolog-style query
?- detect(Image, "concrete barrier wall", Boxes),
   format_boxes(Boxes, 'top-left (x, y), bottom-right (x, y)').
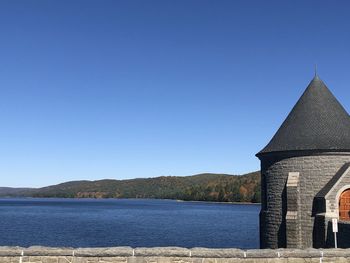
top-left (0, 247), bottom-right (350, 263)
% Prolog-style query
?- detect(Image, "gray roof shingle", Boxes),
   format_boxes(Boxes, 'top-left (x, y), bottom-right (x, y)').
top-left (257, 76), bottom-right (350, 156)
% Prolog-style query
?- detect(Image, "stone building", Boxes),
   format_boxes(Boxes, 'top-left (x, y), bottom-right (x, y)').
top-left (256, 75), bottom-right (350, 248)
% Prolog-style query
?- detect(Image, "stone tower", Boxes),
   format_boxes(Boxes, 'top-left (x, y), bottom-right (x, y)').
top-left (256, 76), bottom-right (350, 248)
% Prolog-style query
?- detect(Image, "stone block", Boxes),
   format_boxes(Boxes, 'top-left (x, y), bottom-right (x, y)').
top-left (322, 249), bottom-right (350, 257)
top-left (170, 257), bottom-right (194, 263)
top-left (58, 256), bottom-right (74, 263)
top-left (42, 256), bottom-right (60, 263)
top-left (286, 258), bottom-right (319, 263)
top-left (266, 259), bottom-right (288, 263)
top-left (322, 257), bottom-right (349, 263)
top-left (202, 258), bottom-right (215, 263)
top-left (215, 258), bottom-right (245, 263)
top-left (286, 212), bottom-right (298, 220)
top-left (24, 246), bottom-right (74, 256)
top-left (0, 247), bottom-right (23, 256)
top-left (0, 257), bottom-right (20, 263)
top-left (85, 258), bottom-right (99, 263)
top-left (189, 258), bottom-right (202, 263)
top-left (71, 257), bottom-right (88, 263)
top-left (134, 248), bottom-right (190, 257)
top-left (287, 173), bottom-right (299, 187)
top-left (190, 248), bottom-right (243, 258)
top-left (127, 256), bottom-right (147, 263)
top-left (130, 257), bottom-right (158, 263)
top-left (26, 256), bottom-right (43, 263)
top-left (278, 249), bottom-right (321, 258)
top-left (99, 257), bottom-right (127, 263)
top-left (75, 248), bottom-right (133, 257)
top-left (239, 259), bottom-right (268, 263)
top-left (245, 249), bottom-right (277, 258)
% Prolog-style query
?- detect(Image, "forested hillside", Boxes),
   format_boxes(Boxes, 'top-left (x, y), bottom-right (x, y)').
top-left (0, 171), bottom-right (261, 203)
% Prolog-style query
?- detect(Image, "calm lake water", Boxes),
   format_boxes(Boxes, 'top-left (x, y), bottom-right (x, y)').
top-left (0, 198), bottom-right (260, 248)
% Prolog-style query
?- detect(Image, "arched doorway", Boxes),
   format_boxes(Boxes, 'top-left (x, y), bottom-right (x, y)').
top-left (339, 189), bottom-right (350, 220)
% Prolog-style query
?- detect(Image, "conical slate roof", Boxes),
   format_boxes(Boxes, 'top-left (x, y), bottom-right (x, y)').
top-left (257, 76), bottom-right (350, 156)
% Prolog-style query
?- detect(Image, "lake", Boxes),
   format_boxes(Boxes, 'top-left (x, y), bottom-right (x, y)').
top-left (0, 198), bottom-right (260, 248)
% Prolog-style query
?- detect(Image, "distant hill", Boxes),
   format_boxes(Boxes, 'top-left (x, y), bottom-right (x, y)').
top-left (0, 171), bottom-right (261, 203)
top-left (0, 187), bottom-right (35, 197)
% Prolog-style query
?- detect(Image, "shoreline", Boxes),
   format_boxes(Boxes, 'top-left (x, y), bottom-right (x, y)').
top-left (176, 199), bottom-right (260, 205)
top-left (0, 196), bottom-right (261, 205)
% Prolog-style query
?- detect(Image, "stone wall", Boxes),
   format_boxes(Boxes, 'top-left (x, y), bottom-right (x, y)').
top-left (259, 152), bottom-right (350, 248)
top-left (1, 247), bottom-right (350, 263)
top-left (322, 164), bottom-right (350, 218)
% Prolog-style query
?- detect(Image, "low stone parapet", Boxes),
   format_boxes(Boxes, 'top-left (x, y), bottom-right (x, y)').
top-left (0, 246), bottom-right (349, 262)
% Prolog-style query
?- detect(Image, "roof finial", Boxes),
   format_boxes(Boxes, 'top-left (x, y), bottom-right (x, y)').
top-left (314, 64), bottom-right (318, 77)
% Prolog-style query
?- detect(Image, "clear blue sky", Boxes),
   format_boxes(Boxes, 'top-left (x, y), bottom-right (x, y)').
top-left (1, 1), bottom-right (350, 187)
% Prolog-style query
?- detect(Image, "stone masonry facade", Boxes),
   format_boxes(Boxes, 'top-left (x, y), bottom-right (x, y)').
top-left (260, 152), bottom-right (350, 249)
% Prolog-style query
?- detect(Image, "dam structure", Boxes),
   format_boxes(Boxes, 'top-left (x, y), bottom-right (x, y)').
top-left (2, 246), bottom-right (350, 263)
top-left (257, 75), bottom-right (350, 248)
